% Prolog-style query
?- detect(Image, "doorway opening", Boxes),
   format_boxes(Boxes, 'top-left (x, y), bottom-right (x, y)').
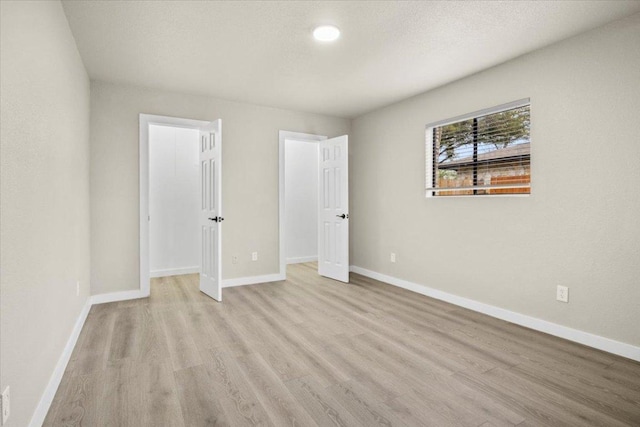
top-left (149, 124), bottom-right (200, 279)
top-left (139, 114), bottom-right (223, 301)
top-left (279, 131), bottom-right (350, 283)
top-left (285, 138), bottom-right (320, 266)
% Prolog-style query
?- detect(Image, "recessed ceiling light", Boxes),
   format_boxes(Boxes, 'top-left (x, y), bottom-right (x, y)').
top-left (313, 25), bottom-right (340, 42)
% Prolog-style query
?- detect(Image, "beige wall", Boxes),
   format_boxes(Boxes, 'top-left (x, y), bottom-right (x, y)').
top-left (90, 81), bottom-right (350, 294)
top-left (350, 14), bottom-right (640, 346)
top-left (0, 2), bottom-right (91, 426)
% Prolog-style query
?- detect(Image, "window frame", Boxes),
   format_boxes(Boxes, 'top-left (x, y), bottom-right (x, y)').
top-left (425, 98), bottom-right (531, 198)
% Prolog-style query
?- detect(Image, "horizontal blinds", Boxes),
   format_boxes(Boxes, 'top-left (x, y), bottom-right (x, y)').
top-left (427, 103), bottom-right (531, 195)
top-left (425, 98), bottom-right (530, 128)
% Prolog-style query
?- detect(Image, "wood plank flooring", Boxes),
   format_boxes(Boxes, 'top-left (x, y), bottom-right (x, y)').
top-left (44, 263), bottom-right (640, 426)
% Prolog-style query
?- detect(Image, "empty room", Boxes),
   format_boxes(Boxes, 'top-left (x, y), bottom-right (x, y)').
top-left (2, 1), bottom-right (640, 426)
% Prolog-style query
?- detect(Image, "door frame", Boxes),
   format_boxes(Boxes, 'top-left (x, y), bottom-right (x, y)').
top-left (139, 114), bottom-right (212, 296)
top-left (278, 130), bottom-right (327, 280)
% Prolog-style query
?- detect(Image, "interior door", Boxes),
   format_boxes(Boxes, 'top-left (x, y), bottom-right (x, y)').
top-left (199, 119), bottom-right (222, 301)
top-left (318, 135), bottom-right (349, 282)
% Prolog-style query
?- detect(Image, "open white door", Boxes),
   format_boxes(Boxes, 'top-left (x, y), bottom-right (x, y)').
top-left (318, 135), bottom-right (349, 283)
top-left (199, 119), bottom-right (222, 301)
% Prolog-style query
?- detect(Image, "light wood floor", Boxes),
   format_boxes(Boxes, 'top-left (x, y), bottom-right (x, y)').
top-left (44, 263), bottom-right (640, 426)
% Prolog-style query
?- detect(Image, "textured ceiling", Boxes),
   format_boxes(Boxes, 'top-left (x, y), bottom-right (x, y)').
top-left (62, 1), bottom-right (640, 118)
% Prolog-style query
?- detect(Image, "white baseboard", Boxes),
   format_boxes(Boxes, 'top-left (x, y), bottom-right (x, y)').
top-left (29, 298), bottom-right (92, 427)
top-left (30, 288), bottom-right (151, 425)
top-left (350, 265), bottom-right (640, 362)
top-left (150, 266), bottom-right (199, 278)
top-left (222, 273), bottom-right (285, 288)
top-left (89, 289), bottom-right (148, 305)
top-left (286, 256), bottom-right (318, 264)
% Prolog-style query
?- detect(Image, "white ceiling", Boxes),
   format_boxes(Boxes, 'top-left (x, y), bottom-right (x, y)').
top-left (62, 1), bottom-right (640, 118)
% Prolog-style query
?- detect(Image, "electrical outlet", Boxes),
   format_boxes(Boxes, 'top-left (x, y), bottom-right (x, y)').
top-left (76, 280), bottom-right (80, 296)
top-left (232, 255), bottom-right (238, 265)
top-left (2, 386), bottom-right (10, 425)
top-left (390, 253), bottom-right (396, 263)
top-left (556, 285), bottom-right (569, 303)
top-left (251, 252), bottom-right (258, 261)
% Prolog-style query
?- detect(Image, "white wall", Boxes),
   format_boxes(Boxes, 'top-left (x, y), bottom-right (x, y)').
top-left (149, 125), bottom-right (200, 276)
top-left (90, 81), bottom-right (351, 294)
top-left (0, 2), bottom-right (91, 426)
top-left (285, 140), bottom-right (319, 263)
top-left (350, 14), bottom-right (640, 347)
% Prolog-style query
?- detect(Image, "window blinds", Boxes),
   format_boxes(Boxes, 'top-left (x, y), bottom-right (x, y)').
top-left (426, 99), bottom-right (530, 196)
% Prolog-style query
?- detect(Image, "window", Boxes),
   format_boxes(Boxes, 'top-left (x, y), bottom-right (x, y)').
top-left (426, 99), bottom-right (530, 197)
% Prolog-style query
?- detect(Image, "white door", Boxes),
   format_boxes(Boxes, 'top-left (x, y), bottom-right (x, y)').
top-left (199, 119), bottom-right (222, 301)
top-left (318, 135), bottom-right (349, 282)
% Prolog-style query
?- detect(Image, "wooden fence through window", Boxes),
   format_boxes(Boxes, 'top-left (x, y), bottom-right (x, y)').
top-left (437, 175), bottom-right (530, 196)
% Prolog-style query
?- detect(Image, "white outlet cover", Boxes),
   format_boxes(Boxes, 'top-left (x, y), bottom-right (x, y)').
top-left (2, 386), bottom-right (9, 424)
top-left (390, 253), bottom-right (396, 263)
top-left (252, 252), bottom-right (258, 261)
top-left (556, 285), bottom-right (569, 303)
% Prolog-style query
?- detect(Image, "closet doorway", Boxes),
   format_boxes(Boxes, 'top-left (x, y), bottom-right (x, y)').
top-left (139, 115), bottom-right (223, 301)
top-left (279, 131), bottom-right (350, 283)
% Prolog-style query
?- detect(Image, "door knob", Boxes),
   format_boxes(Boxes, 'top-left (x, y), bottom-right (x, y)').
top-left (336, 214), bottom-right (349, 219)
top-left (208, 216), bottom-right (224, 222)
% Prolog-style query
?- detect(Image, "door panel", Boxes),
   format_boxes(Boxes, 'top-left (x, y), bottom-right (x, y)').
top-left (318, 135), bottom-right (349, 282)
top-left (199, 120), bottom-right (222, 301)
